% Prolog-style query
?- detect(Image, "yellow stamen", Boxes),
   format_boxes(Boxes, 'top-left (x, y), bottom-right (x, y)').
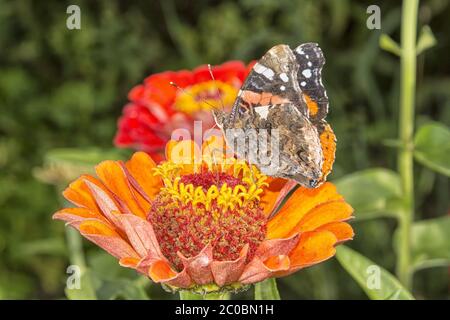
top-left (152, 158), bottom-right (268, 211)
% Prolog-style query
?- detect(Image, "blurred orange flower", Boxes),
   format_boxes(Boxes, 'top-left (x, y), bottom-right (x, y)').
top-left (54, 138), bottom-right (353, 293)
top-left (114, 61), bottom-right (252, 159)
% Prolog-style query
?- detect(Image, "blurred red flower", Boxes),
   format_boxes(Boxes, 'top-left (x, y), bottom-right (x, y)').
top-left (114, 61), bottom-right (252, 158)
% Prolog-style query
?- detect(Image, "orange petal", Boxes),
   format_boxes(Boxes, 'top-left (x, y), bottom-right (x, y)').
top-left (62, 175), bottom-right (107, 214)
top-left (79, 219), bottom-right (119, 237)
top-left (165, 139), bottom-right (201, 173)
top-left (260, 178), bottom-right (297, 216)
top-left (289, 200), bottom-right (353, 236)
top-left (78, 220), bottom-right (139, 260)
top-left (238, 235), bottom-right (299, 285)
top-left (95, 160), bottom-right (146, 219)
top-left (84, 179), bottom-right (122, 228)
top-left (238, 255), bottom-right (291, 285)
top-left (288, 230), bottom-right (338, 269)
top-left (53, 207), bottom-right (98, 223)
top-left (255, 234), bottom-right (300, 260)
top-left (119, 257), bottom-right (141, 269)
top-left (317, 221), bottom-right (354, 243)
top-left (125, 152), bottom-right (162, 200)
top-left (266, 182), bottom-right (343, 239)
top-left (149, 260), bottom-right (192, 288)
top-left (201, 134), bottom-right (233, 168)
top-left (264, 255), bottom-right (290, 271)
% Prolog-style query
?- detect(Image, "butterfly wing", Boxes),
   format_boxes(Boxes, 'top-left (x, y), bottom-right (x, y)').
top-left (293, 43), bottom-right (335, 182)
top-left (292, 43), bottom-right (329, 122)
top-left (227, 44), bottom-right (308, 124)
top-left (214, 43), bottom-right (335, 187)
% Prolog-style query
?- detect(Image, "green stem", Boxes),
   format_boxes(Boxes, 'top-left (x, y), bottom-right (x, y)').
top-left (66, 227), bottom-right (86, 269)
top-left (254, 278), bottom-right (281, 300)
top-left (396, 0), bottom-right (419, 290)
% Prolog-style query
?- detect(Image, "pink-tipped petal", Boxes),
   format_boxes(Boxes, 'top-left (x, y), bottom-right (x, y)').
top-left (238, 234), bottom-right (299, 284)
top-left (254, 233), bottom-right (300, 260)
top-left (238, 254), bottom-right (292, 285)
top-left (178, 245), bottom-right (214, 285)
top-left (52, 207), bottom-right (98, 225)
top-left (238, 257), bottom-right (270, 284)
top-left (149, 260), bottom-right (192, 288)
top-left (211, 244), bottom-right (249, 287)
top-left (77, 221), bottom-right (139, 260)
top-left (84, 179), bottom-right (123, 229)
top-left (118, 214), bottom-right (164, 259)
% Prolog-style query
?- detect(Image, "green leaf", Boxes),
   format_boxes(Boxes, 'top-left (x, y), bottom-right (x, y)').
top-left (336, 246), bottom-right (414, 300)
top-left (254, 278), bottom-right (281, 300)
top-left (379, 33), bottom-right (401, 56)
top-left (96, 278), bottom-right (150, 300)
top-left (416, 25), bottom-right (437, 55)
top-left (35, 147), bottom-right (131, 185)
top-left (394, 216), bottom-right (450, 271)
top-left (13, 238), bottom-right (67, 258)
top-left (45, 147), bottom-right (130, 166)
top-left (414, 122), bottom-right (450, 176)
top-left (334, 169), bottom-right (402, 220)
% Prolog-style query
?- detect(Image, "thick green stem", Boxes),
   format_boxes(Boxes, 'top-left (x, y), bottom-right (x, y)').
top-left (66, 227), bottom-right (87, 269)
top-left (396, 0), bottom-right (419, 290)
top-left (254, 278), bottom-right (281, 300)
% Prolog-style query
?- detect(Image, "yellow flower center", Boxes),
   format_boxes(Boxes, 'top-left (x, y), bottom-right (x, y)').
top-left (173, 80), bottom-right (238, 114)
top-left (152, 159), bottom-right (268, 211)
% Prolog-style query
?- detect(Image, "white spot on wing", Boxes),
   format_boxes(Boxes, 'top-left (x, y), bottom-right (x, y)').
top-left (301, 81), bottom-right (306, 87)
top-left (302, 69), bottom-right (312, 78)
top-left (263, 68), bottom-right (274, 80)
top-left (279, 73), bottom-right (289, 82)
top-left (254, 63), bottom-right (274, 80)
top-left (253, 63), bottom-right (265, 73)
top-left (254, 105), bottom-right (270, 120)
top-left (280, 85), bottom-right (286, 91)
top-left (296, 47), bottom-right (304, 55)
top-left (307, 61), bottom-right (312, 67)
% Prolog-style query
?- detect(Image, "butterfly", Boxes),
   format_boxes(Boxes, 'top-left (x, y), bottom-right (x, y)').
top-left (212, 43), bottom-right (336, 188)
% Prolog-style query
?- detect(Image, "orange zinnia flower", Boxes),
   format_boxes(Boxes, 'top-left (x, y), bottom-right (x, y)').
top-left (54, 138), bottom-right (353, 293)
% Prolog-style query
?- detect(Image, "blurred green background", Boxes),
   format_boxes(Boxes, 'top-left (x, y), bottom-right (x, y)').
top-left (0, 0), bottom-right (449, 299)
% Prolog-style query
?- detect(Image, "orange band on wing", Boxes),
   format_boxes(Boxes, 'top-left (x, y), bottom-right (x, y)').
top-left (241, 90), bottom-right (289, 106)
top-left (241, 90), bottom-right (262, 104)
top-left (303, 94), bottom-right (319, 116)
top-left (319, 123), bottom-right (336, 182)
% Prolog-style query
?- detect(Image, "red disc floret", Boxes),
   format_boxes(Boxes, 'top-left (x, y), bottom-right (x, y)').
top-left (148, 193), bottom-right (267, 271)
top-left (180, 172), bottom-right (243, 191)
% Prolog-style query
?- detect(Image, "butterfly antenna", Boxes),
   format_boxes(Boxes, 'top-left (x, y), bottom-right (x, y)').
top-left (169, 81), bottom-right (218, 109)
top-left (207, 64), bottom-right (225, 112)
